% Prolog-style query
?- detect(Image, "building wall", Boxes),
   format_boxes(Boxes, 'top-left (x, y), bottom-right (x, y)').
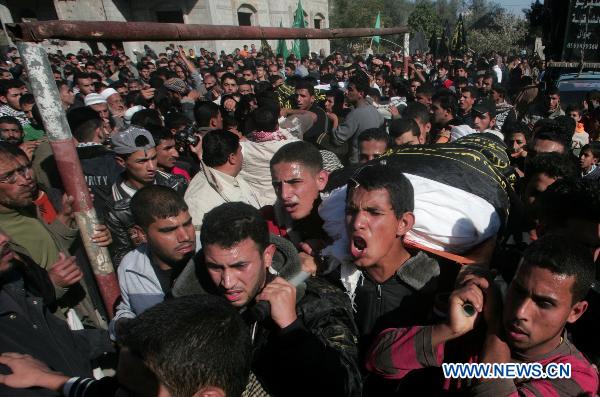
top-left (2, 0), bottom-right (330, 57)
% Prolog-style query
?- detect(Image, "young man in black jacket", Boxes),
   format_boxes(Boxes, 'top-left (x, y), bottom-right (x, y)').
top-left (106, 126), bottom-right (187, 266)
top-left (0, 229), bottom-right (113, 397)
top-left (66, 107), bottom-right (123, 220)
top-left (172, 202), bottom-right (362, 397)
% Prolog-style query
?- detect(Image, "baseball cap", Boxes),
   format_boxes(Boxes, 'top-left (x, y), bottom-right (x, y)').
top-left (473, 98), bottom-right (496, 118)
top-left (111, 125), bottom-right (155, 155)
top-left (83, 93), bottom-right (106, 106)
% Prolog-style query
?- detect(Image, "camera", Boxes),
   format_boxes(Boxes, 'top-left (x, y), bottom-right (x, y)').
top-left (174, 124), bottom-right (200, 150)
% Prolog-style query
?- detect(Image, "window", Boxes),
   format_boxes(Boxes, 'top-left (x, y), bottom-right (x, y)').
top-left (237, 5), bottom-right (256, 26)
top-left (156, 10), bottom-right (184, 23)
top-left (314, 13), bottom-right (325, 29)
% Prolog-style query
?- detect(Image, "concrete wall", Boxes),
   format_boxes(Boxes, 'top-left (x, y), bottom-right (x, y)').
top-left (3, 0), bottom-right (330, 58)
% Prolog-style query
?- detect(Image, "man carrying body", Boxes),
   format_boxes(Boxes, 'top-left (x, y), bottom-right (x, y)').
top-left (184, 130), bottom-right (260, 232)
top-left (367, 235), bottom-right (598, 396)
top-left (357, 128), bottom-right (390, 163)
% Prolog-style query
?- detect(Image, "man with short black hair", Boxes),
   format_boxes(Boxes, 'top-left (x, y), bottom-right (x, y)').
top-left (0, 80), bottom-right (28, 127)
top-left (72, 73), bottom-right (96, 109)
top-left (173, 202), bottom-right (361, 397)
top-left (220, 72), bottom-right (238, 95)
top-left (403, 102), bottom-right (432, 143)
top-left (267, 141), bottom-right (330, 247)
top-left (0, 295), bottom-right (252, 397)
top-left (431, 92), bottom-right (459, 142)
top-left (389, 118), bottom-right (422, 146)
top-left (0, 115), bottom-right (38, 160)
top-left (523, 87), bottom-right (566, 127)
top-left (282, 80), bottom-right (328, 145)
top-left (184, 130), bottom-right (260, 232)
top-left (193, 101), bottom-right (223, 135)
top-left (67, 107), bottom-right (123, 219)
top-left (491, 83), bottom-right (516, 132)
top-left (358, 128), bottom-right (390, 163)
top-left (331, 75), bottom-right (384, 164)
top-left (329, 163), bottom-right (454, 397)
top-left (457, 86), bottom-right (478, 127)
top-left (367, 235), bottom-right (598, 396)
top-left (110, 185), bottom-right (195, 337)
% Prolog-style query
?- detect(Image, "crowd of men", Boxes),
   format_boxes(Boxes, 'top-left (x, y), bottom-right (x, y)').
top-left (0, 39), bottom-right (598, 396)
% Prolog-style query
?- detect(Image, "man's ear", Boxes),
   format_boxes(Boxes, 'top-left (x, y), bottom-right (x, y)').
top-left (316, 169), bottom-right (329, 191)
top-left (567, 300), bottom-right (588, 324)
top-left (0, 95), bottom-right (6, 105)
top-left (115, 155), bottom-right (126, 168)
top-left (396, 211), bottom-right (415, 237)
top-left (228, 151), bottom-right (239, 166)
top-left (262, 243), bottom-right (276, 270)
top-left (489, 118), bottom-right (496, 129)
top-left (192, 386), bottom-right (226, 397)
top-left (131, 224), bottom-right (147, 242)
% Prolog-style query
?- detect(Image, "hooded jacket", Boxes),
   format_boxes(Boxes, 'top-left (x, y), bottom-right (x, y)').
top-left (171, 235), bottom-right (362, 397)
top-left (109, 244), bottom-right (167, 339)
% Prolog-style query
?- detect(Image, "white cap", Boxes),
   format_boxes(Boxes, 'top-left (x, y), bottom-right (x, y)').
top-left (84, 93), bottom-right (106, 106)
top-left (124, 105), bottom-right (146, 125)
top-left (100, 88), bottom-right (119, 100)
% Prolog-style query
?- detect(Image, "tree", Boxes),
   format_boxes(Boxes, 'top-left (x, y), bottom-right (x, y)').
top-left (465, 9), bottom-right (528, 54)
top-left (408, 2), bottom-right (443, 39)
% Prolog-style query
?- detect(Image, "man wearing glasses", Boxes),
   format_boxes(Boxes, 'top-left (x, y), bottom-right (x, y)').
top-left (0, 142), bottom-right (111, 328)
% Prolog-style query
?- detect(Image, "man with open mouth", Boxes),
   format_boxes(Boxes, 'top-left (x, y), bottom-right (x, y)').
top-left (340, 164), bottom-right (454, 370)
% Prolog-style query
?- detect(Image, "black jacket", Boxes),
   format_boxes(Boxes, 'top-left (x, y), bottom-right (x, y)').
top-left (0, 261), bottom-right (112, 397)
top-left (77, 144), bottom-right (124, 221)
top-left (106, 170), bottom-right (187, 266)
top-left (172, 235), bottom-right (362, 397)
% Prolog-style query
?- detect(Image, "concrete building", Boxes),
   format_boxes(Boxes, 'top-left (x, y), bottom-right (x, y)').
top-left (0, 0), bottom-right (330, 57)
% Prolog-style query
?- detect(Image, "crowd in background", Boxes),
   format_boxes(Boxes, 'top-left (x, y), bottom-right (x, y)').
top-left (0, 39), bottom-right (598, 396)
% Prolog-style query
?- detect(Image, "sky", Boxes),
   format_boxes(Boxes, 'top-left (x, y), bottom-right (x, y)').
top-left (497, 0), bottom-right (534, 16)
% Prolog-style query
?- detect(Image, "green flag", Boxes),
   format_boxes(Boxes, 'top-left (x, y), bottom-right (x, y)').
top-left (373, 12), bottom-right (381, 44)
top-left (291, 0), bottom-right (309, 59)
top-left (276, 21), bottom-right (289, 59)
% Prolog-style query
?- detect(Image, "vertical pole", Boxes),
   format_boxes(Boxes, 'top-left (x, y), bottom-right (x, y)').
top-left (16, 42), bottom-right (119, 318)
top-left (403, 32), bottom-right (410, 79)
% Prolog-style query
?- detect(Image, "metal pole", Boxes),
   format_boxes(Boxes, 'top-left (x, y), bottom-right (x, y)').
top-left (403, 33), bottom-right (410, 79)
top-left (16, 42), bottom-right (119, 318)
top-left (7, 20), bottom-right (409, 42)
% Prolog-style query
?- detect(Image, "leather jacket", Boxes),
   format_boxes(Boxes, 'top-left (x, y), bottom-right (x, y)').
top-left (106, 170), bottom-right (187, 266)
